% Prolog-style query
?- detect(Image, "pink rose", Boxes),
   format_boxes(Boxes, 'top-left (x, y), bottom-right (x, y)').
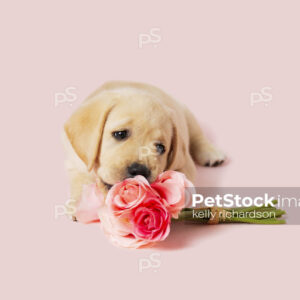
top-left (132, 197), bottom-right (170, 242)
top-left (106, 176), bottom-right (157, 214)
top-left (75, 184), bottom-right (103, 224)
top-left (99, 176), bottom-right (171, 248)
top-left (99, 199), bottom-right (170, 249)
top-left (151, 170), bottom-right (193, 218)
top-left (74, 171), bottom-right (194, 248)
top-left (98, 206), bottom-right (145, 248)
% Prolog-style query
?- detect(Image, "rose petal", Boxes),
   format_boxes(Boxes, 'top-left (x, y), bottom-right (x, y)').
top-left (75, 184), bottom-right (104, 224)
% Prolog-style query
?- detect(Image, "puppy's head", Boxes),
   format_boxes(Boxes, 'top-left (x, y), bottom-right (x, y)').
top-left (64, 90), bottom-right (184, 188)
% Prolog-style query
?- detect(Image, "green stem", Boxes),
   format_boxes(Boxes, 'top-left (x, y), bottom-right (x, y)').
top-left (225, 218), bottom-right (286, 224)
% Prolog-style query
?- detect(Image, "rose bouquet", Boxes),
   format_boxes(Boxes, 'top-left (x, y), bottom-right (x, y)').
top-left (74, 171), bottom-right (286, 249)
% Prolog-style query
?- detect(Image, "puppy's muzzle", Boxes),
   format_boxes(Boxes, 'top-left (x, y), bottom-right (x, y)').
top-left (127, 162), bottom-right (151, 179)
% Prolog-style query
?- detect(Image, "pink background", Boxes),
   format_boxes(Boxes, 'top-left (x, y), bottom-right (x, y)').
top-left (1, 0), bottom-right (299, 299)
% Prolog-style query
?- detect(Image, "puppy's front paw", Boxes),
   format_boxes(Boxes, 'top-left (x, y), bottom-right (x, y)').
top-left (198, 144), bottom-right (226, 167)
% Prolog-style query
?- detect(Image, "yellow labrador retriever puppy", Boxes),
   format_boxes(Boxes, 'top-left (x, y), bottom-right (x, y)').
top-left (62, 81), bottom-right (225, 215)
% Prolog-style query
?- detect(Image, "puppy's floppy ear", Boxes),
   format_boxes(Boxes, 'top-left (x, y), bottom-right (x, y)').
top-left (64, 98), bottom-right (115, 171)
top-left (167, 113), bottom-right (187, 170)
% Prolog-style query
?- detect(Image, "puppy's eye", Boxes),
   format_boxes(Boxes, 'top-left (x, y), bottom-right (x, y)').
top-left (155, 143), bottom-right (165, 155)
top-left (112, 130), bottom-right (129, 141)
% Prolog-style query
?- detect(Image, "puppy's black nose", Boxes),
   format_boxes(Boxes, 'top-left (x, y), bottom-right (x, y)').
top-left (127, 163), bottom-right (151, 179)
